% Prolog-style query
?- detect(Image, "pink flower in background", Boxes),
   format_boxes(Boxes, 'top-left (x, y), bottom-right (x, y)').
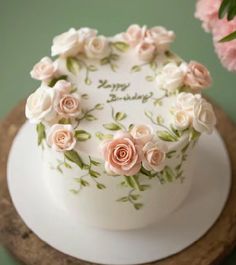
top-left (195, 0), bottom-right (236, 72)
top-left (213, 19), bottom-right (236, 72)
top-left (195, 0), bottom-right (221, 32)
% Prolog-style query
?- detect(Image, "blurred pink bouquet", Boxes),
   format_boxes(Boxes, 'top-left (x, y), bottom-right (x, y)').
top-left (195, 0), bottom-right (236, 72)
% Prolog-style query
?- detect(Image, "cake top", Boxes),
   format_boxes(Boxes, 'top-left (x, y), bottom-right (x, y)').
top-left (25, 24), bottom-right (216, 177)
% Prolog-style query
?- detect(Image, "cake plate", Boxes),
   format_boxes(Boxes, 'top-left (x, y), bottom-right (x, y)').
top-left (0, 100), bottom-right (236, 265)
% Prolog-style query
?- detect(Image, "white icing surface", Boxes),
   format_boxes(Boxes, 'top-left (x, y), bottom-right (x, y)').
top-left (55, 49), bottom-right (179, 158)
top-left (42, 140), bottom-right (193, 229)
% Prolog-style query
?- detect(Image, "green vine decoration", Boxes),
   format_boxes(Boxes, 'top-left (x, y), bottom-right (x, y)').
top-left (70, 156), bottom-right (106, 194)
top-left (144, 110), bottom-right (181, 142)
top-left (74, 103), bottom-right (104, 129)
top-left (66, 57), bottom-right (98, 85)
top-left (130, 57), bottom-right (159, 82)
top-left (102, 107), bottom-right (127, 131)
top-left (100, 53), bottom-right (119, 72)
top-left (117, 175), bottom-right (149, 210)
top-left (52, 149), bottom-right (105, 194)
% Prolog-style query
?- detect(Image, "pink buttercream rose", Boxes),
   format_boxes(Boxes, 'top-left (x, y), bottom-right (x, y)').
top-left (195, 0), bottom-right (221, 32)
top-left (130, 124), bottom-right (154, 145)
top-left (136, 41), bottom-right (156, 61)
top-left (30, 57), bottom-right (57, 81)
top-left (123, 24), bottom-right (146, 47)
top-left (145, 26), bottom-right (175, 51)
top-left (47, 124), bottom-right (76, 152)
top-left (101, 131), bottom-right (142, 176)
top-left (54, 93), bottom-right (81, 118)
top-left (213, 19), bottom-right (236, 72)
top-left (184, 61), bottom-right (212, 91)
top-left (142, 141), bottom-right (167, 172)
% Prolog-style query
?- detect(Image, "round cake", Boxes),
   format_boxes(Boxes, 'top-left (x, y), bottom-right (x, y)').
top-left (25, 25), bottom-right (216, 230)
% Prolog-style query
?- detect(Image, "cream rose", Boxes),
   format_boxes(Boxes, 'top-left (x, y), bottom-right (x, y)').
top-left (136, 41), bottom-right (156, 61)
top-left (123, 24), bottom-right (146, 47)
top-left (174, 110), bottom-right (191, 130)
top-left (54, 93), bottom-right (81, 118)
top-left (30, 57), bottom-right (57, 81)
top-left (184, 61), bottom-right (212, 91)
top-left (142, 141), bottom-right (167, 172)
top-left (47, 124), bottom-right (76, 152)
top-left (156, 62), bottom-right (187, 94)
top-left (175, 92), bottom-right (201, 112)
top-left (101, 131), bottom-right (142, 176)
top-left (84, 35), bottom-right (111, 59)
top-left (192, 98), bottom-right (216, 134)
top-left (25, 85), bottom-right (56, 124)
top-left (51, 28), bottom-right (82, 57)
top-left (145, 26), bottom-right (175, 51)
top-left (130, 124), bottom-right (154, 145)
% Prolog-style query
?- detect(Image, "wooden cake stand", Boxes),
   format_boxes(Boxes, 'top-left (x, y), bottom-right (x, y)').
top-left (0, 100), bottom-right (236, 265)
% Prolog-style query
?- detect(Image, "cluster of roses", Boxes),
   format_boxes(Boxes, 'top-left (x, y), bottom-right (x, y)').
top-left (122, 24), bottom-right (175, 61)
top-left (173, 92), bottom-right (216, 134)
top-left (36, 25), bottom-right (176, 63)
top-left (51, 27), bottom-right (111, 59)
top-left (101, 125), bottom-right (167, 176)
top-left (156, 60), bottom-right (212, 94)
top-left (195, 0), bottom-right (236, 72)
top-left (25, 79), bottom-right (81, 125)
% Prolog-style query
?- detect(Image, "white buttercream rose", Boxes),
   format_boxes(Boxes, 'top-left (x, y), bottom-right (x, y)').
top-left (156, 62), bottom-right (187, 94)
top-left (51, 28), bottom-right (82, 57)
top-left (30, 57), bottom-right (57, 81)
top-left (142, 140), bottom-right (167, 172)
top-left (84, 35), bottom-right (111, 59)
top-left (25, 85), bottom-right (56, 124)
top-left (78, 27), bottom-right (97, 43)
top-left (174, 110), bottom-right (191, 130)
top-left (145, 26), bottom-right (175, 51)
top-left (175, 92), bottom-right (201, 112)
top-left (136, 41), bottom-right (156, 61)
top-left (130, 124), bottom-right (154, 145)
top-left (192, 98), bottom-right (216, 134)
top-left (47, 124), bottom-right (76, 152)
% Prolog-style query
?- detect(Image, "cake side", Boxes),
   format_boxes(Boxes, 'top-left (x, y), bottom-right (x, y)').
top-left (25, 25), bottom-right (216, 229)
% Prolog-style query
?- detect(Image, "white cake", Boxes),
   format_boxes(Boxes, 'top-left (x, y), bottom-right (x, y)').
top-left (25, 25), bottom-right (216, 230)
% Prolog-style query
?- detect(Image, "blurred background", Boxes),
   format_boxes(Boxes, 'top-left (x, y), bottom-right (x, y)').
top-left (0, 0), bottom-right (236, 264)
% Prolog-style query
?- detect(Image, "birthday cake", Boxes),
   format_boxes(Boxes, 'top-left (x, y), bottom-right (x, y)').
top-left (25, 25), bottom-right (216, 230)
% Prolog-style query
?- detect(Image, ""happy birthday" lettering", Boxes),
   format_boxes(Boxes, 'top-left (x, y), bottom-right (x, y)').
top-left (106, 92), bottom-right (154, 104)
top-left (97, 79), bottom-right (130, 92)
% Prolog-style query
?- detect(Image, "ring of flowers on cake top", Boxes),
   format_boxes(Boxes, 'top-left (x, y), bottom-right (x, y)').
top-left (25, 25), bottom-right (216, 210)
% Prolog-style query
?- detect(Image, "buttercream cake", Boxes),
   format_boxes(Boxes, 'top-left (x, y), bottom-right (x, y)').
top-left (25, 25), bottom-right (216, 230)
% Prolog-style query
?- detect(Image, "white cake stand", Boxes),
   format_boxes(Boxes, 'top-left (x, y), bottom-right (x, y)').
top-left (7, 122), bottom-right (231, 265)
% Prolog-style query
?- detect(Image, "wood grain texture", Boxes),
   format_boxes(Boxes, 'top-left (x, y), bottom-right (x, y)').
top-left (0, 100), bottom-right (236, 265)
